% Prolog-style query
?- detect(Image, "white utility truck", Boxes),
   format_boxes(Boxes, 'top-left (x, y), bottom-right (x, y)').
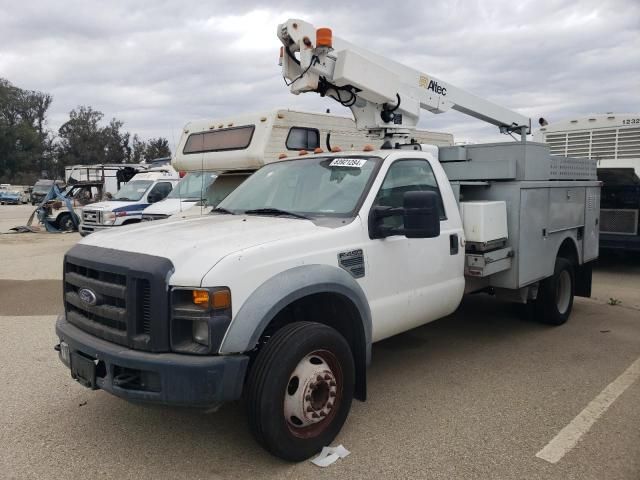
top-left (142, 109), bottom-right (453, 221)
top-left (54, 20), bottom-right (600, 461)
top-left (78, 167), bottom-right (180, 235)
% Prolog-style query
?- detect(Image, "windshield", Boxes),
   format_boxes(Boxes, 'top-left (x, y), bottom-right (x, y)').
top-left (33, 184), bottom-right (52, 194)
top-left (113, 180), bottom-right (153, 201)
top-left (218, 156), bottom-right (380, 217)
top-left (167, 171), bottom-right (217, 200)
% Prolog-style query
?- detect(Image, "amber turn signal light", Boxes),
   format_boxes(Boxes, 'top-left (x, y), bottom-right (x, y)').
top-left (192, 290), bottom-right (209, 306)
top-left (212, 290), bottom-right (231, 310)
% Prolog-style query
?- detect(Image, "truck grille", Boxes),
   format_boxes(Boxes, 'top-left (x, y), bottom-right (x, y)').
top-left (139, 281), bottom-right (152, 334)
top-left (63, 245), bottom-right (173, 352)
top-left (82, 209), bottom-right (101, 225)
top-left (600, 209), bottom-right (639, 235)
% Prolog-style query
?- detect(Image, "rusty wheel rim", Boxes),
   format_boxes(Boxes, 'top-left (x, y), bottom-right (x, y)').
top-left (283, 349), bottom-right (343, 439)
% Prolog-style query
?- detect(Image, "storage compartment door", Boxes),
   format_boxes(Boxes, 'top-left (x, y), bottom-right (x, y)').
top-left (518, 189), bottom-right (551, 286)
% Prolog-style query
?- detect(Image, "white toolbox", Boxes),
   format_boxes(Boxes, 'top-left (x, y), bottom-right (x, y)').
top-left (460, 201), bottom-right (508, 244)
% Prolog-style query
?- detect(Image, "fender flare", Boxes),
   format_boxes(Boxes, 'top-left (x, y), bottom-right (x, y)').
top-left (220, 263), bottom-right (373, 368)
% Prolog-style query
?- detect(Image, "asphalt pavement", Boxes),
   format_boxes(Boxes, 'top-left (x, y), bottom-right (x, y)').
top-left (0, 204), bottom-right (638, 479)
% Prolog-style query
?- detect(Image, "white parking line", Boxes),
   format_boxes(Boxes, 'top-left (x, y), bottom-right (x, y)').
top-left (536, 356), bottom-right (640, 464)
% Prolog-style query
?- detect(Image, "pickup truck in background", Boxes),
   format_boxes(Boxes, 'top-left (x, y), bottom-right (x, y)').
top-left (31, 179), bottom-right (66, 205)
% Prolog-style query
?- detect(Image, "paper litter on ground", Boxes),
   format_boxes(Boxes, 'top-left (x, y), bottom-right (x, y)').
top-left (310, 445), bottom-right (350, 467)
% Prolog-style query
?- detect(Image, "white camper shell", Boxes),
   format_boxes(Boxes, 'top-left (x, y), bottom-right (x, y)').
top-left (145, 109), bottom-right (453, 221)
top-left (173, 109), bottom-right (453, 172)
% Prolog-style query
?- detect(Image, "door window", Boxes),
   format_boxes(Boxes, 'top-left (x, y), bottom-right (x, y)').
top-left (147, 182), bottom-right (174, 203)
top-left (372, 159), bottom-right (446, 229)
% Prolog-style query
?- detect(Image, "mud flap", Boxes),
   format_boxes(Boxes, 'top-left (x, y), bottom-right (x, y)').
top-left (575, 262), bottom-right (593, 298)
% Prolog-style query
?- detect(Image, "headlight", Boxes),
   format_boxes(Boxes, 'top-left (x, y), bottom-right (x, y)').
top-left (192, 320), bottom-right (209, 346)
top-left (102, 211), bottom-right (116, 225)
top-left (170, 287), bottom-right (232, 354)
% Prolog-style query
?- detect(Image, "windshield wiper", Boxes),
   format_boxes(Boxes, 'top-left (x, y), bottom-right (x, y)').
top-left (212, 207), bottom-right (234, 215)
top-left (244, 208), bottom-right (309, 220)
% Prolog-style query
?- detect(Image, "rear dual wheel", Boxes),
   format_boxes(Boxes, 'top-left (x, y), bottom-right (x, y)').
top-left (246, 321), bottom-right (355, 461)
top-left (532, 257), bottom-right (575, 325)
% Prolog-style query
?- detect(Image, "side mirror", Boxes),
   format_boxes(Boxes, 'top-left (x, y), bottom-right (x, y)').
top-left (402, 191), bottom-right (440, 238)
top-left (147, 193), bottom-right (160, 203)
top-left (369, 190), bottom-right (441, 239)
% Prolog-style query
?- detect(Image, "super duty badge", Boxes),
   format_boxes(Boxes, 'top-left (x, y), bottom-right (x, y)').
top-left (338, 249), bottom-right (365, 279)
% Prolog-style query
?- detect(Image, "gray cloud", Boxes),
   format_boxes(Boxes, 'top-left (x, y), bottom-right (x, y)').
top-left (1, 0), bottom-right (638, 147)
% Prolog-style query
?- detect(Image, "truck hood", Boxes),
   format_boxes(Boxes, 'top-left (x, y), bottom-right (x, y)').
top-left (79, 214), bottom-right (323, 285)
top-left (143, 198), bottom-right (197, 215)
top-left (83, 200), bottom-right (141, 211)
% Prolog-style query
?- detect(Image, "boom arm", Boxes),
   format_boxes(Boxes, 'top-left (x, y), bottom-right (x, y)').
top-left (278, 19), bottom-right (530, 141)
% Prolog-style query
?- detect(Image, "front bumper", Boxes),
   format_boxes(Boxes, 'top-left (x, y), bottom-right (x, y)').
top-left (600, 233), bottom-right (640, 252)
top-left (79, 223), bottom-right (110, 235)
top-left (55, 315), bottom-right (249, 408)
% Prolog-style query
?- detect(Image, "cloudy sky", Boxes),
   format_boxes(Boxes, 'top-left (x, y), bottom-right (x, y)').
top-left (1, 0), bottom-right (638, 148)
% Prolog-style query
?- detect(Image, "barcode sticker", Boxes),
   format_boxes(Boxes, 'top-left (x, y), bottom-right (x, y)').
top-left (329, 158), bottom-right (367, 168)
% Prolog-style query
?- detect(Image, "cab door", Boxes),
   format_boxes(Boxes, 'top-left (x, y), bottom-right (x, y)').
top-left (363, 157), bottom-right (464, 341)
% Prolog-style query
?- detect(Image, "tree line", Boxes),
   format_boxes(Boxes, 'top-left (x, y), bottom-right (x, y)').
top-left (0, 78), bottom-right (171, 185)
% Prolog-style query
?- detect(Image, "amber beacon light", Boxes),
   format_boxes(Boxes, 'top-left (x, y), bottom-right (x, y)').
top-left (316, 28), bottom-right (333, 48)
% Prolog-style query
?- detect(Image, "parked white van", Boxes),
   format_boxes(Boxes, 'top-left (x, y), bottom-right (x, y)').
top-left (78, 168), bottom-right (180, 235)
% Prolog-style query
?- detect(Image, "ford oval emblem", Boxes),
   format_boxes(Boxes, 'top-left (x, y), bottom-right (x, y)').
top-left (78, 288), bottom-right (98, 306)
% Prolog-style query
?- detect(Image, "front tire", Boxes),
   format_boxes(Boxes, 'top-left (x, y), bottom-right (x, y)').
top-left (246, 321), bottom-right (355, 461)
top-left (57, 213), bottom-right (75, 232)
top-left (533, 257), bottom-right (575, 325)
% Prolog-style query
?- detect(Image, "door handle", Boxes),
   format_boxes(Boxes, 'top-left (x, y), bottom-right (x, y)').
top-left (449, 234), bottom-right (459, 255)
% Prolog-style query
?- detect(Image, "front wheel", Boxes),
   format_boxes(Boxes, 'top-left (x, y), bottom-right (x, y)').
top-left (57, 213), bottom-right (76, 232)
top-left (532, 257), bottom-right (575, 325)
top-left (246, 321), bottom-right (355, 461)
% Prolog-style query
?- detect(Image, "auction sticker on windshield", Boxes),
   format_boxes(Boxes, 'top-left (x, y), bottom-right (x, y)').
top-left (329, 158), bottom-right (367, 168)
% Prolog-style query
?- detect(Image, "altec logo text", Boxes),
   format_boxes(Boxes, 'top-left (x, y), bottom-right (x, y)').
top-left (419, 75), bottom-right (447, 96)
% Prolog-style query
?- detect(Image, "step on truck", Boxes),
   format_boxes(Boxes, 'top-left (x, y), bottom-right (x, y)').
top-left (142, 108), bottom-right (453, 221)
top-left (54, 19), bottom-right (600, 461)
